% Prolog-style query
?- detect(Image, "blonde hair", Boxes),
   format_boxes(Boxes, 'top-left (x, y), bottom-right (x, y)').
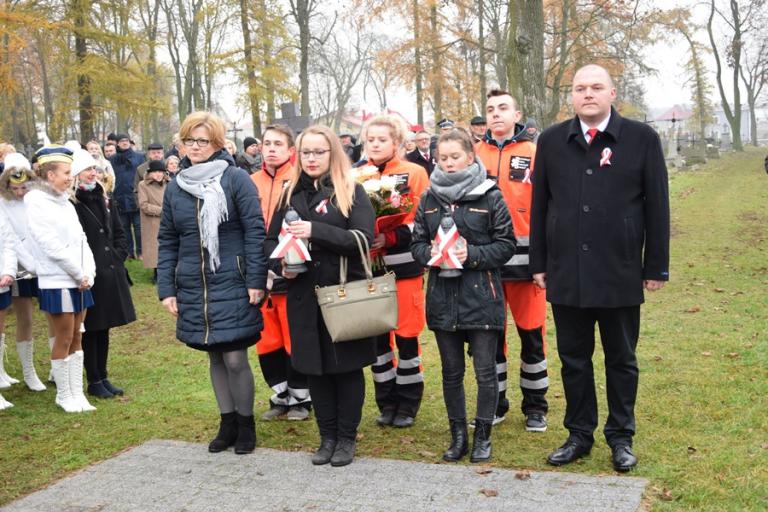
top-left (224, 139), bottom-right (237, 155)
top-left (85, 140), bottom-right (105, 158)
top-left (0, 143), bottom-right (17, 161)
top-left (179, 111), bottom-right (226, 150)
top-left (285, 125), bottom-right (355, 217)
top-left (361, 114), bottom-right (408, 146)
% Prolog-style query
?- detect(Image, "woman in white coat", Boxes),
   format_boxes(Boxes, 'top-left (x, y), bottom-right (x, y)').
top-left (0, 213), bottom-right (18, 409)
top-left (25, 146), bottom-right (96, 413)
top-left (0, 153), bottom-right (47, 393)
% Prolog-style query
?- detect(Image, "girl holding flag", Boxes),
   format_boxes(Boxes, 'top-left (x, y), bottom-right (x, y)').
top-left (410, 129), bottom-right (516, 463)
top-left (265, 125), bottom-right (375, 467)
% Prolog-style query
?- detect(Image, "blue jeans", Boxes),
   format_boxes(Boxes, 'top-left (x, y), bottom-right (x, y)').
top-left (434, 329), bottom-right (499, 422)
top-left (120, 210), bottom-right (141, 257)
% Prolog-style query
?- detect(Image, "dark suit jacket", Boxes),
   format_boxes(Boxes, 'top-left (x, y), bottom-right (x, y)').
top-left (529, 108), bottom-right (670, 308)
top-left (406, 149), bottom-right (434, 175)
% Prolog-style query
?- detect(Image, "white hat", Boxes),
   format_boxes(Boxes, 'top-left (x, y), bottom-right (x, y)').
top-left (64, 140), bottom-right (82, 153)
top-left (71, 149), bottom-right (97, 176)
top-left (3, 152), bottom-right (31, 171)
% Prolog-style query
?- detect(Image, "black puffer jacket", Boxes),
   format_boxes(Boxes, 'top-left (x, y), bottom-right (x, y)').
top-left (411, 180), bottom-right (515, 331)
top-left (157, 149), bottom-right (267, 349)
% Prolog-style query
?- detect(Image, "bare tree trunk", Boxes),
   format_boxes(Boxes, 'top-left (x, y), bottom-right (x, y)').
top-left (707, 0), bottom-right (742, 151)
top-left (478, 0), bottom-right (486, 106)
top-left (73, 0), bottom-right (93, 141)
top-left (516, 0), bottom-right (544, 122)
top-left (240, 0), bottom-right (261, 134)
top-left (290, 0), bottom-right (312, 117)
top-left (430, 3), bottom-right (442, 123)
top-left (505, 1), bottom-right (521, 104)
top-left (413, 0), bottom-right (424, 125)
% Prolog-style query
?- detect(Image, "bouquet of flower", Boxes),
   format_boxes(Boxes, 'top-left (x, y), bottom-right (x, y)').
top-left (352, 166), bottom-right (414, 234)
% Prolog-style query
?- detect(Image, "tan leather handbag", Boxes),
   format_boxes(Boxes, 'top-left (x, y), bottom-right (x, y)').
top-left (315, 230), bottom-right (398, 342)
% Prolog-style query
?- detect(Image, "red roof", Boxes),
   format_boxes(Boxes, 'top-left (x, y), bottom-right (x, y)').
top-left (655, 105), bottom-right (692, 122)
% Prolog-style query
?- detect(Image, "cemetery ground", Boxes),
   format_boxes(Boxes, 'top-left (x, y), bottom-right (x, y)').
top-left (0, 149), bottom-right (766, 511)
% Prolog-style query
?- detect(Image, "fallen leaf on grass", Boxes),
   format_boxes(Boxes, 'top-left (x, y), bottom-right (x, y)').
top-left (687, 446), bottom-right (697, 454)
top-left (479, 488), bottom-right (499, 497)
top-left (553, 393), bottom-right (562, 398)
top-left (760, 443), bottom-right (768, 450)
top-left (714, 288), bottom-right (725, 293)
top-left (419, 450), bottom-right (437, 458)
top-left (685, 305), bottom-right (701, 313)
top-left (285, 427), bottom-right (299, 435)
top-left (659, 488), bottom-right (674, 501)
top-left (475, 466), bottom-right (493, 475)
top-left (730, 290), bottom-right (744, 296)
top-left (20, 434), bottom-right (31, 442)
top-left (726, 352), bottom-right (740, 359)
top-left (653, 355), bottom-right (663, 361)
top-left (400, 436), bottom-right (415, 445)
top-left (701, 351), bottom-right (712, 357)
top-left (687, 262), bottom-right (695, 268)
top-left (515, 470), bottom-right (531, 481)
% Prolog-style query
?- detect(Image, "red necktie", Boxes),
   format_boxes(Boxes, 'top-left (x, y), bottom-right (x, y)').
top-left (586, 128), bottom-right (599, 145)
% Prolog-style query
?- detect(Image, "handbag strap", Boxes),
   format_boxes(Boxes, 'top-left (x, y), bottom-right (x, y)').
top-left (338, 229), bottom-right (374, 286)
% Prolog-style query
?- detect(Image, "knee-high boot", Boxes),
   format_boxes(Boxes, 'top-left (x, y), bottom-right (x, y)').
top-left (16, 341), bottom-right (46, 391)
top-left (0, 334), bottom-right (20, 388)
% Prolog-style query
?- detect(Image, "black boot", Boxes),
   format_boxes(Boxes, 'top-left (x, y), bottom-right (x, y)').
top-left (311, 437), bottom-right (337, 465)
top-left (330, 437), bottom-right (356, 467)
top-left (208, 412), bottom-right (238, 453)
top-left (470, 419), bottom-right (493, 463)
top-left (101, 379), bottom-right (124, 396)
top-left (87, 380), bottom-right (115, 399)
top-left (234, 413), bottom-right (256, 454)
top-left (443, 419), bottom-right (469, 462)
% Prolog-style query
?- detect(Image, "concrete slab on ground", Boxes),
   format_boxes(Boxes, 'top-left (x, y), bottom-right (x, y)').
top-left (2, 439), bottom-right (648, 512)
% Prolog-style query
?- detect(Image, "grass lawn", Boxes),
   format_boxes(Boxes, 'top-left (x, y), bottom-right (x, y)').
top-left (1, 148), bottom-right (766, 510)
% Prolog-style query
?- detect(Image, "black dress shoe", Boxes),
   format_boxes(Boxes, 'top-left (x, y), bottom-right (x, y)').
top-left (611, 444), bottom-right (638, 472)
top-left (392, 414), bottom-right (414, 428)
top-left (376, 409), bottom-right (396, 426)
top-left (546, 440), bottom-right (591, 466)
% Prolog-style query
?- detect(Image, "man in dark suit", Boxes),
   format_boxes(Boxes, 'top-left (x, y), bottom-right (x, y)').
top-left (529, 64), bottom-right (669, 472)
top-left (406, 130), bottom-right (434, 175)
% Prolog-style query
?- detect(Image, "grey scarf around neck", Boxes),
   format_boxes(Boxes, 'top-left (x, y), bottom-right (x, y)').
top-left (429, 160), bottom-right (486, 205)
top-left (175, 160), bottom-right (229, 272)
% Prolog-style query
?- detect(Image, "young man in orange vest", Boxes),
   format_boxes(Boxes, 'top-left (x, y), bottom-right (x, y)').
top-left (474, 89), bottom-right (549, 432)
top-left (251, 124), bottom-right (311, 420)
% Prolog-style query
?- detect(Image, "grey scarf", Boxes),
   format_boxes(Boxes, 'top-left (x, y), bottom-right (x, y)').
top-left (175, 160), bottom-right (229, 272)
top-left (429, 160), bottom-right (487, 205)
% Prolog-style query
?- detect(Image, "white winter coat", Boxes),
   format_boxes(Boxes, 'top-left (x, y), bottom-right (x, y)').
top-left (0, 199), bottom-right (36, 273)
top-left (0, 214), bottom-right (18, 294)
top-left (24, 182), bottom-right (96, 289)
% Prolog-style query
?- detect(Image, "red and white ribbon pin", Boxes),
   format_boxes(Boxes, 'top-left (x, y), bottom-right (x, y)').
top-left (427, 223), bottom-right (463, 269)
top-left (270, 220), bottom-right (312, 260)
top-left (600, 147), bottom-right (612, 167)
top-left (315, 199), bottom-right (329, 215)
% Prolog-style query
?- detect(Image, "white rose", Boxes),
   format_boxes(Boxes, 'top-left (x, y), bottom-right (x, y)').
top-left (362, 179), bottom-right (381, 193)
top-left (380, 175), bottom-right (398, 191)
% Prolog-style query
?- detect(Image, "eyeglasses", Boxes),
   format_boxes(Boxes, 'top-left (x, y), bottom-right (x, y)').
top-left (182, 138), bottom-right (211, 147)
top-left (300, 149), bottom-right (331, 159)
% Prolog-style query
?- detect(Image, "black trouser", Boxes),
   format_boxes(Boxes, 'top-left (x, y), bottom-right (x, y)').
top-left (81, 329), bottom-right (111, 384)
top-left (435, 329), bottom-right (498, 422)
top-left (258, 348), bottom-right (311, 410)
top-left (372, 334), bottom-right (423, 418)
top-left (551, 304), bottom-right (640, 448)
top-left (120, 210), bottom-right (141, 257)
top-left (308, 370), bottom-right (365, 441)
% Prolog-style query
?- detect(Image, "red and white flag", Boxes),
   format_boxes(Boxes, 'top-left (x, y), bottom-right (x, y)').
top-left (270, 220), bottom-right (312, 261)
top-left (427, 223), bottom-right (463, 269)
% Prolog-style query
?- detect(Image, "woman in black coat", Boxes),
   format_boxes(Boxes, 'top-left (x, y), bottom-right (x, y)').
top-left (265, 125), bottom-right (375, 467)
top-left (72, 150), bottom-right (136, 399)
top-left (411, 130), bottom-right (516, 463)
top-left (157, 112), bottom-right (267, 456)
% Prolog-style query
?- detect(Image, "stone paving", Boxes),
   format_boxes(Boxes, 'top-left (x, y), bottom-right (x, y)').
top-left (2, 439), bottom-right (648, 512)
